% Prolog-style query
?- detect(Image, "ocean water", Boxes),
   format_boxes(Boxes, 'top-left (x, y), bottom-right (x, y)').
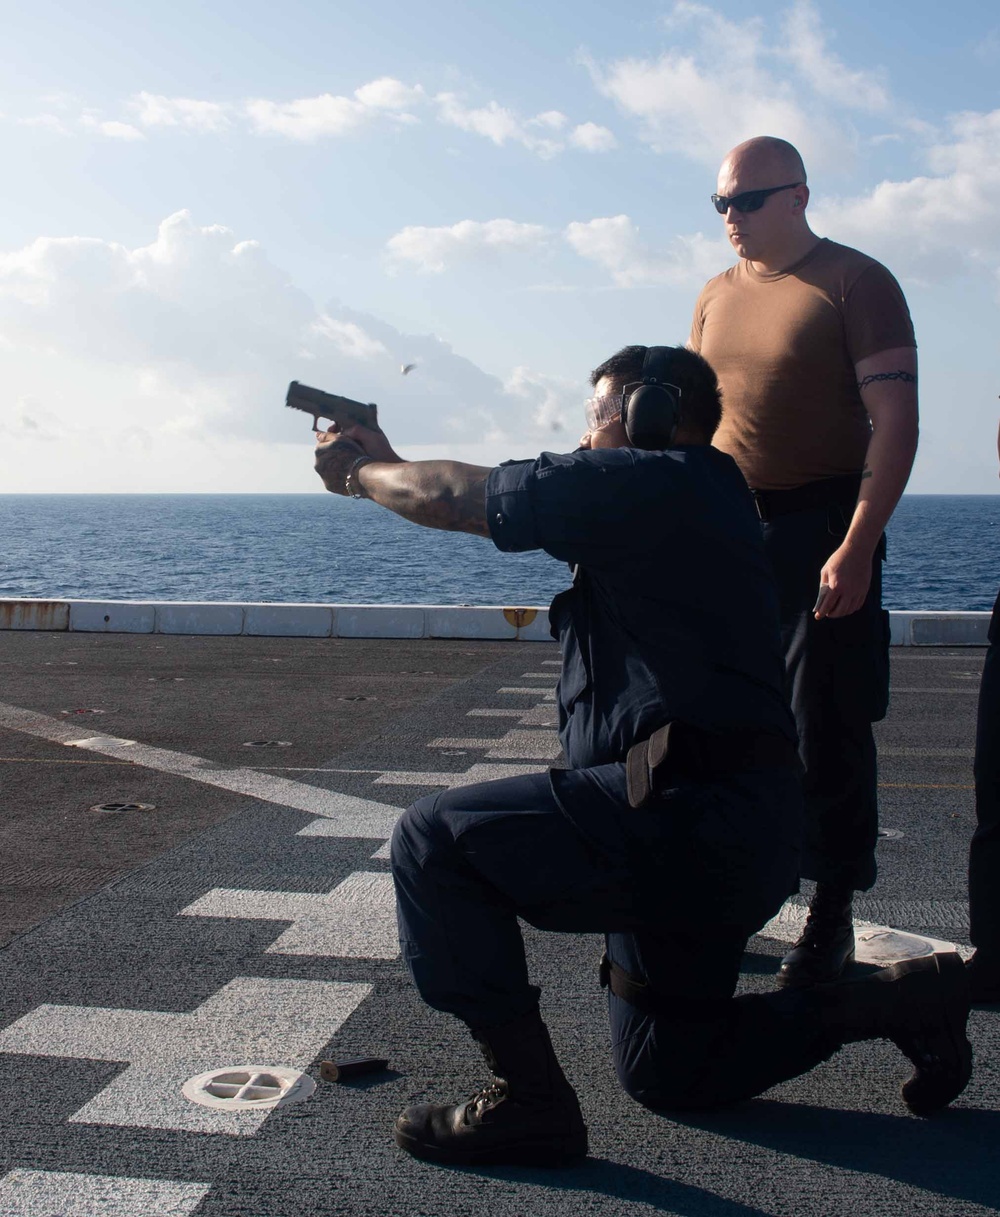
top-left (0, 493), bottom-right (997, 611)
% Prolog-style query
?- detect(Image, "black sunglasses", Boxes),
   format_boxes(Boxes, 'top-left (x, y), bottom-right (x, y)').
top-left (711, 182), bottom-right (802, 215)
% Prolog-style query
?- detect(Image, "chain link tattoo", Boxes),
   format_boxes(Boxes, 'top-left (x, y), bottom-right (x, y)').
top-left (857, 370), bottom-right (917, 392)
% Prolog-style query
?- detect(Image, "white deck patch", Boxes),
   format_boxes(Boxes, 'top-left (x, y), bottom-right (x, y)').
top-left (0, 1170), bottom-right (210, 1216)
top-left (0, 701), bottom-right (401, 838)
top-left (430, 731), bottom-right (561, 760)
top-left (0, 977), bottom-right (370, 1135)
top-left (181, 871), bottom-right (398, 958)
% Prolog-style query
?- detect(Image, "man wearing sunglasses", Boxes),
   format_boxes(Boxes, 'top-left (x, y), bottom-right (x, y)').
top-left (312, 344), bottom-right (966, 1168)
top-left (690, 136), bottom-right (919, 990)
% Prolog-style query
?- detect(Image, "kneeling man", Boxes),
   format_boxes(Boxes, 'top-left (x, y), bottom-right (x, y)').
top-left (314, 345), bottom-right (970, 1167)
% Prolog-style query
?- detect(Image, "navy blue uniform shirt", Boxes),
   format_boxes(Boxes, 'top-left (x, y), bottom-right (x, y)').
top-left (486, 446), bottom-right (795, 771)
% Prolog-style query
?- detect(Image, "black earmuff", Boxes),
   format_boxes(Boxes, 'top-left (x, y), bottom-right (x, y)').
top-left (621, 346), bottom-right (682, 450)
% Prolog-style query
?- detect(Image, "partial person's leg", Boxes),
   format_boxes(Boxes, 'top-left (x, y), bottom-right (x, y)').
top-left (390, 770), bottom-right (636, 1166)
top-left (606, 930), bottom-right (971, 1116)
top-left (968, 591), bottom-right (1000, 1001)
top-left (762, 505), bottom-right (889, 986)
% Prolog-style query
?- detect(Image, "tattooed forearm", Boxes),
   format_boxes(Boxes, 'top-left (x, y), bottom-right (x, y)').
top-left (860, 464), bottom-right (873, 481)
top-left (857, 370), bottom-right (917, 392)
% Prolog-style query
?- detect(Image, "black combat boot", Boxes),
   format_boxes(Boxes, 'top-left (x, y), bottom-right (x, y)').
top-left (966, 953), bottom-right (1000, 1004)
top-left (814, 951), bottom-right (972, 1115)
top-left (777, 883), bottom-right (855, 988)
top-left (394, 1008), bottom-right (587, 1167)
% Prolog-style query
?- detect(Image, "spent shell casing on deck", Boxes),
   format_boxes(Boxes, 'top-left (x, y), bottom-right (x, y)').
top-left (320, 1057), bottom-right (389, 1082)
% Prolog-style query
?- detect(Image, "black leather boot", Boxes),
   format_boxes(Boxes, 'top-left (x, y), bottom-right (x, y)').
top-left (777, 883), bottom-right (855, 988)
top-left (815, 952), bottom-right (972, 1115)
top-left (966, 953), bottom-right (1000, 1004)
top-left (394, 1008), bottom-right (587, 1167)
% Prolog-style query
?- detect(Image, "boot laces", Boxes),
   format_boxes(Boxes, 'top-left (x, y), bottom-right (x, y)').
top-left (468, 1078), bottom-right (507, 1117)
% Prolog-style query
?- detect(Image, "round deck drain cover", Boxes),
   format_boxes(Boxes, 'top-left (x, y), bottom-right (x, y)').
top-left (90, 802), bottom-right (156, 814)
top-left (182, 1066), bottom-right (315, 1110)
top-left (878, 828), bottom-right (904, 840)
top-left (242, 740), bottom-right (293, 748)
top-left (61, 708), bottom-right (106, 716)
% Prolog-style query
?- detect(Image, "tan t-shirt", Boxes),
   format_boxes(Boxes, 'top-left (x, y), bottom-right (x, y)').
top-left (689, 238), bottom-right (916, 491)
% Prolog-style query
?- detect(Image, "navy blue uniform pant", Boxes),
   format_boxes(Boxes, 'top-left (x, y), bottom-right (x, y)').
top-left (390, 766), bottom-right (847, 1110)
top-left (970, 591), bottom-right (1000, 966)
top-left (761, 504), bottom-right (890, 892)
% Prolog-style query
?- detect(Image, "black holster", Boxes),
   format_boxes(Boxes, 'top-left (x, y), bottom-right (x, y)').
top-left (625, 721), bottom-right (800, 809)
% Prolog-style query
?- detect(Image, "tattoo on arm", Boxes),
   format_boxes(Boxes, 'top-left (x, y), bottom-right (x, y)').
top-left (860, 464), bottom-right (873, 481)
top-left (857, 370), bottom-right (917, 392)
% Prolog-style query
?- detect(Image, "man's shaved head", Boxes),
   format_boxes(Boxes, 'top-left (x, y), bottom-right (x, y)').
top-left (714, 136), bottom-right (816, 272)
top-left (721, 136), bottom-right (807, 184)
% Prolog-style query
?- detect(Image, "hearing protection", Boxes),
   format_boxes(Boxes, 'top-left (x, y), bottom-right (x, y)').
top-left (621, 347), bottom-right (683, 449)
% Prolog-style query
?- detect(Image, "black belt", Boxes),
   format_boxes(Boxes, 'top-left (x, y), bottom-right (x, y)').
top-left (626, 720), bottom-right (800, 809)
top-left (751, 473), bottom-right (861, 522)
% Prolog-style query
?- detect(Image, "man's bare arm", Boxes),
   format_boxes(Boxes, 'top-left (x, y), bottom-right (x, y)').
top-left (314, 433), bottom-right (491, 537)
top-left (359, 460), bottom-right (492, 536)
top-left (816, 346), bottom-right (918, 618)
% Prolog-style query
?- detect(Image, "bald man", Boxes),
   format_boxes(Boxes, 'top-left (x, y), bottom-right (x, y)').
top-left (690, 136), bottom-right (919, 988)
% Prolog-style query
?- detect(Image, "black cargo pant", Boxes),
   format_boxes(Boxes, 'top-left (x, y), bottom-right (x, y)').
top-left (757, 483), bottom-right (890, 892)
top-left (390, 765), bottom-right (853, 1110)
top-left (970, 591), bottom-right (1000, 965)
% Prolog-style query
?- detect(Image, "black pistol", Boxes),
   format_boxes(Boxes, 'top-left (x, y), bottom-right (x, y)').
top-left (286, 381), bottom-right (379, 432)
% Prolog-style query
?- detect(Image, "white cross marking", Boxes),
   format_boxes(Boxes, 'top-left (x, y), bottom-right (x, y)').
top-left (181, 871), bottom-right (398, 958)
top-left (429, 731), bottom-right (560, 760)
top-left (0, 977), bottom-right (369, 1135)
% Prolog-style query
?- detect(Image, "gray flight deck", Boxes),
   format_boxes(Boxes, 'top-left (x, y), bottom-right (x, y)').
top-left (0, 629), bottom-right (997, 1216)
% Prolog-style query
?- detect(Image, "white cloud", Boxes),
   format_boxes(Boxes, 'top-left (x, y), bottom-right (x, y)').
top-left (435, 94), bottom-right (574, 158)
top-left (0, 211), bottom-right (580, 491)
top-left (564, 215), bottom-right (730, 286)
top-left (384, 219), bottom-right (550, 273)
top-left (779, 2), bottom-right (888, 111)
top-left (586, 0), bottom-right (886, 169)
top-left (352, 77), bottom-right (425, 111)
top-left (810, 108), bottom-right (1000, 284)
top-left (18, 114), bottom-right (70, 134)
top-left (245, 94), bottom-right (368, 140)
top-left (568, 122), bottom-right (617, 152)
top-left (130, 92), bottom-right (231, 133)
top-left (80, 114), bottom-right (145, 141)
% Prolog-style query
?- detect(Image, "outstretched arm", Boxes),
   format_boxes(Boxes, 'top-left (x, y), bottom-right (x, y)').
top-left (314, 428), bottom-right (491, 537)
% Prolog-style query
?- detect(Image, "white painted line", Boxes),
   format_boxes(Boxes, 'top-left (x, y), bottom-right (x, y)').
top-left (889, 688), bottom-right (978, 693)
top-left (497, 687), bottom-right (557, 700)
top-left (0, 977), bottom-right (370, 1136)
top-left (758, 901), bottom-right (970, 962)
top-left (0, 1170), bottom-right (211, 1216)
top-left (519, 672), bottom-right (559, 681)
top-left (430, 731), bottom-right (561, 761)
top-left (370, 840), bottom-right (392, 860)
top-left (181, 871), bottom-right (398, 958)
top-left (0, 701), bottom-right (402, 839)
top-left (373, 762), bottom-right (549, 789)
top-left (468, 707), bottom-right (558, 726)
top-left (879, 747), bottom-right (976, 758)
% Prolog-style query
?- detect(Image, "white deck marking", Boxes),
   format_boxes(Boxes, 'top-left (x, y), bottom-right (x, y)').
top-left (519, 672), bottom-right (559, 681)
top-left (181, 872), bottom-right (398, 958)
top-left (373, 762), bottom-right (548, 789)
top-left (0, 977), bottom-right (369, 1135)
top-left (890, 687), bottom-right (978, 693)
top-left (498, 687), bottom-right (557, 700)
top-left (468, 707), bottom-right (558, 726)
top-left (0, 701), bottom-right (401, 839)
top-left (430, 731), bottom-right (561, 760)
top-left (0, 1170), bottom-right (210, 1216)
top-left (758, 900), bottom-right (969, 961)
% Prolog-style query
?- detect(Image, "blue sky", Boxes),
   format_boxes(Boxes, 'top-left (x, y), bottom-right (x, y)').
top-left (1, 0), bottom-right (997, 492)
